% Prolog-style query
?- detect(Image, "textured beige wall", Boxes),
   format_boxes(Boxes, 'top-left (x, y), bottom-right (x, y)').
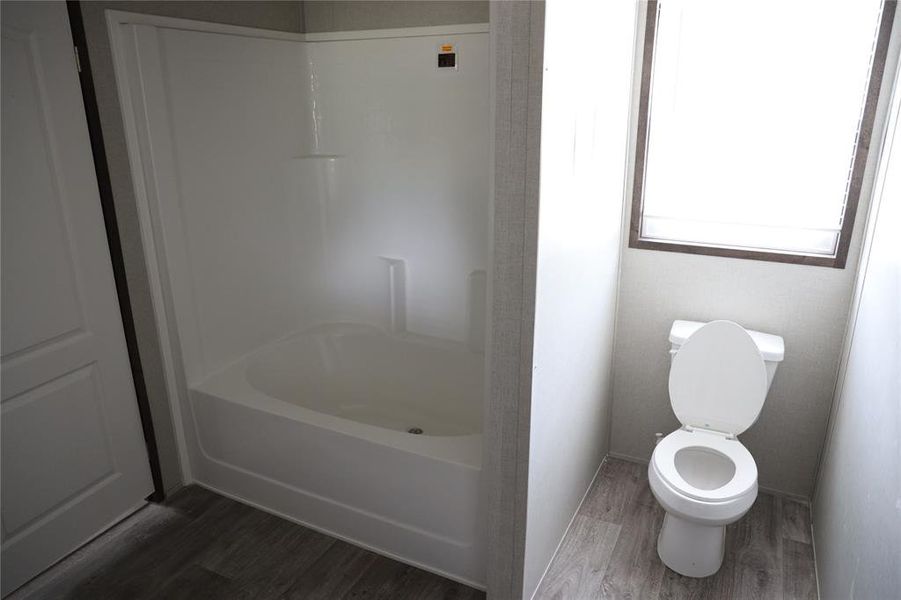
top-left (485, 2), bottom-right (543, 598)
top-left (609, 7), bottom-right (899, 499)
top-left (611, 247), bottom-right (861, 498)
top-left (78, 1), bottom-right (304, 493)
top-left (303, 1), bottom-right (487, 32)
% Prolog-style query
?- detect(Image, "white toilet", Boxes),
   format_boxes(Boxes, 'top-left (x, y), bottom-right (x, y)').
top-left (648, 319), bottom-right (784, 577)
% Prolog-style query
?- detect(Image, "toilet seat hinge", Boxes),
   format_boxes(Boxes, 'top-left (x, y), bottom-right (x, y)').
top-left (682, 424), bottom-right (738, 440)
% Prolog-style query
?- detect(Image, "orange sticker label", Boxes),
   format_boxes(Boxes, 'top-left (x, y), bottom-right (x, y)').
top-left (440, 44), bottom-right (454, 52)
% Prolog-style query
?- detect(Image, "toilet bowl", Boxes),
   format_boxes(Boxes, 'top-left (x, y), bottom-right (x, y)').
top-left (648, 320), bottom-right (784, 577)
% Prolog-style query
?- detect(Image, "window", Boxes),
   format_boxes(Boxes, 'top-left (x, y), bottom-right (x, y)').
top-left (630, 0), bottom-right (895, 267)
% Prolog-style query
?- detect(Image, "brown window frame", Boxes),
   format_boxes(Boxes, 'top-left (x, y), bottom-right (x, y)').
top-left (629, 0), bottom-right (897, 268)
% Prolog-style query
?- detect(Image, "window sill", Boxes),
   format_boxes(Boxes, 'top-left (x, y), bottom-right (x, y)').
top-left (628, 235), bottom-right (848, 269)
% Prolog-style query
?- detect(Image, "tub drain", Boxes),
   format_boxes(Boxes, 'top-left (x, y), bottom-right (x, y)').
top-left (407, 427), bottom-right (424, 435)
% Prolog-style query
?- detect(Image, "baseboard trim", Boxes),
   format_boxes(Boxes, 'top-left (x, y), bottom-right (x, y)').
top-left (606, 451), bottom-right (649, 465)
top-left (809, 516), bottom-right (823, 599)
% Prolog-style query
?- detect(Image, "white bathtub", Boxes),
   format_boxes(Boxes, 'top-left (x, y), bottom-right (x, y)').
top-left (187, 323), bottom-right (486, 586)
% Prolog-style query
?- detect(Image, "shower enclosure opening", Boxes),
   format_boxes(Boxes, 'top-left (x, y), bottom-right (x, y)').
top-left (109, 12), bottom-right (489, 586)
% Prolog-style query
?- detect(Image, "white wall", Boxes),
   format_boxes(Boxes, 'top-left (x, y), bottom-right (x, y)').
top-left (812, 50), bottom-right (900, 600)
top-left (608, 5), bottom-right (892, 498)
top-left (522, 2), bottom-right (636, 597)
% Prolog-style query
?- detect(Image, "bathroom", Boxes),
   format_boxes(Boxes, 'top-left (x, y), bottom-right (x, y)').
top-left (0, 0), bottom-right (898, 598)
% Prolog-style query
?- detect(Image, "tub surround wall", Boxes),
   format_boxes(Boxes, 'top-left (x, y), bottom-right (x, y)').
top-left (306, 32), bottom-right (490, 343)
top-left (111, 14), bottom-right (490, 586)
top-left (123, 27), bottom-right (319, 382)
top-left (81, 0), bottom-right (486, 493)
top-left (80, 1), bottom-right (305, 494)
top-left (522, 1), bottom-right (637, 598)
top-left (609, 5), bottom-right (901, 499)
top-left (813, 29), bottom-right (901, 599)
top-left (119, 22), bottom-right (489, 382)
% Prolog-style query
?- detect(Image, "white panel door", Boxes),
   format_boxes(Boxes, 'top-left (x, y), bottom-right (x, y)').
top-left (0, 2), bottom-right (154, 595)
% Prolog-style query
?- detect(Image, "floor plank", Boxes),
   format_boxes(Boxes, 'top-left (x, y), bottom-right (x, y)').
top-left (280, 540), bottom-right (380, 600)
top-left (12, 485), bottom-right (481, 600)
top-left (599, 476), bottom-right (667, 599)
top-left (581, 459), bottom-right (644, 524)
top-left (534, 515), bottom-right (621, 599)
top-left (728, 494), bottom-right (784, 600)
top-left (783, 540), bottom-right (817, 600)
top-left (389, 569), bottom-right (486, 600)
top-left (344, 555), bottom-right (484, 600)
top-left (197, 509), bottom-right (336, 599)
top-left (147, 565), bottom-right (249, 600)
top-left (164, 485), bottom-right (225, 520)
top-left (13, 462), bottom-right (814, 600)
top-left (538, 458), bottom-right (816, 600)
top-left (781, 498), bottom-right (812, 545)
top-left (342, 554), bottom-right (414, 599)
top-left (658, 565), bottom-right (730, 600)
top-left (68, 494), bottom-right (258, 600)
top-left (9, 503), bottom-right (190, 600)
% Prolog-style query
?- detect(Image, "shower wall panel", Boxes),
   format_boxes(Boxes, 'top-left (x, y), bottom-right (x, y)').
top-left (307, 33), bottom-right (490, 342)
top-left (127, 27), bottom-right (321, 382)
top-left (125, 25), bottom-right (489, 383)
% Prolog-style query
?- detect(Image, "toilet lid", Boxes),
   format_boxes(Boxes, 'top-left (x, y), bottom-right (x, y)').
top-left (669, 320), bottom-right (768, 435)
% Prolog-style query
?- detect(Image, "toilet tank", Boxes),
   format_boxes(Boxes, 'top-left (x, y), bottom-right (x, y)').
top-left (669, 320), bottom-right (785, 392)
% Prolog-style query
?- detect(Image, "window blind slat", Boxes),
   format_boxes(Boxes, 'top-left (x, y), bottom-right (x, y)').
top-left (642, 216), bottom-right (840, 255)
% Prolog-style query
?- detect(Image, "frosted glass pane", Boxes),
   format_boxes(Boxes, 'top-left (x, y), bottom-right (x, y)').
top-left (641, 0), bottom-right (883, 255)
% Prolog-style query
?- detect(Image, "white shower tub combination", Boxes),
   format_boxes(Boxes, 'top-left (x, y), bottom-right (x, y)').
top-left (109, 12), bottom-right (489, 586)
top-left (191, 323), bottom-right (484, 581)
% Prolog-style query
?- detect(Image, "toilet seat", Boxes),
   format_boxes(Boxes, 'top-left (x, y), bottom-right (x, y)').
top-left (653, 428), bottom-right (757, 502)
top-left (669, 320), bottom-right (768, 436)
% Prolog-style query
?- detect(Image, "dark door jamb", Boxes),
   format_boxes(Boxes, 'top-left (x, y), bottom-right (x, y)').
top-left (65, 0), bottom-right (166, 502)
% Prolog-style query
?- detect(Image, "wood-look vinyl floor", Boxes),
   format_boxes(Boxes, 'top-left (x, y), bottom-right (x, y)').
top-left (12, 458), bottom-right (816, 600)
top-left (534, 458), bottom-right (818, 600)
top-left (11, 486), bottom-right (485, 600)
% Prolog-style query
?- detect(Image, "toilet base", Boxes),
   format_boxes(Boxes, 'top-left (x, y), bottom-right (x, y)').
top-left (657, 513), bottom-right (726, 577)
